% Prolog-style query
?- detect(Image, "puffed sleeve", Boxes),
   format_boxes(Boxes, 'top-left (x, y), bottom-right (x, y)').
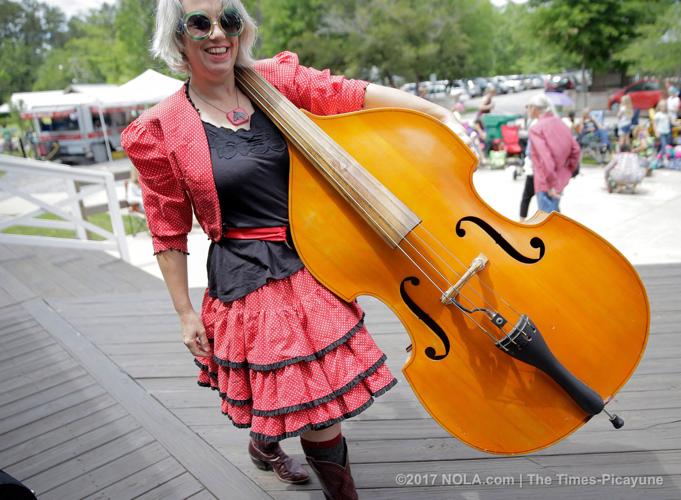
top-left (255, 51), bottom-right (369, 116)
top-left (121, 118), bottom-right (193, 255)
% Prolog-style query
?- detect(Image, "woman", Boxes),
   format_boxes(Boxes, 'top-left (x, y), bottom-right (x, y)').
top-left (525, 94), bottom-right (580, 214)
top-left (617, 95), bottom-right (633, 146)
top-left (654, 100), bottom-right (672, 164)
top-left (122, 1), bottom-right (471, 498)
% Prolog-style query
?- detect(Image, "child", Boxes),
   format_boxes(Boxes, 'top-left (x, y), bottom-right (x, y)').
top-left (654, 100), bottom-right (672, 166)
top-left (617, 95), bottom-right (633, 145)
top-left (631, 123), bottom-right (655, 173)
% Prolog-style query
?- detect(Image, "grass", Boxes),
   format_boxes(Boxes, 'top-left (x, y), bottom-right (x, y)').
top-left (2, 212), bottom-right (144, 239)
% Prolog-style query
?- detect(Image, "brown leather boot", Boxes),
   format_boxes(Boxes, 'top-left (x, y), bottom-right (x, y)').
top-left (248, 439), bottom-right (310, 484)
top-left (305, 438), bottom-right (358, 500)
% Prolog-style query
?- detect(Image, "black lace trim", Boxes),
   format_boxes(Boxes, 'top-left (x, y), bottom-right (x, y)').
top-left (221, 409), bottom-right (252, 429)
top-left (197, 379), bottom-right (253, 407)
top-left (249, 377), bottom-right (398, 443)
top-left (184, 80), bottom-right (200, 115)
top-left (195, 352), bottom-right (396, 416)
top-left (251, 354), bottom-right (388, 417)
top-left (195, 358), bottom-right (252, 406)
top-left (153, 248), bottom-right (189, 256)
top-left (194, 358), bottom-right (218, 380)
top-left (211, 313), bottom-right (365, 372)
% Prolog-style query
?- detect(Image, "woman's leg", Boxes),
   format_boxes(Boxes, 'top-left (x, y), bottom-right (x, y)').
top-left (301, 423), bottom-right (358, 500)
top-left (519, 174), bottom-right (535, 220)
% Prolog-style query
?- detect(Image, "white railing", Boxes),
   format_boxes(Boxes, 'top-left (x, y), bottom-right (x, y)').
top-left (0, 154), bottom-right (130, 262)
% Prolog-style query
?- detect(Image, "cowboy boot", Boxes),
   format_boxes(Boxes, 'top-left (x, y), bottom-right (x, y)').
top-left (305, 437), bottom-right (358, 500)
top-left (248, 439), bottom-right (310, 484)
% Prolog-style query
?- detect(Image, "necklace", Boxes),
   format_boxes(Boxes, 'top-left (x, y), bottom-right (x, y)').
top-left (189, 85), bottom-right (250, 126)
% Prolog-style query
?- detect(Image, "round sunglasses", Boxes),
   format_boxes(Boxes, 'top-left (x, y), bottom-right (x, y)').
top-left (180, 7), bottom-right (244, 40)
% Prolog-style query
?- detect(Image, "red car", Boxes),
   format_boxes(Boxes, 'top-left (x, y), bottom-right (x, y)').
top-left (608, 80), bottom-right (661, 110)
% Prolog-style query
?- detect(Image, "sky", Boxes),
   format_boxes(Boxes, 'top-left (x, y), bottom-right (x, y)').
top-left (42, 0), bottom-right (112, 18)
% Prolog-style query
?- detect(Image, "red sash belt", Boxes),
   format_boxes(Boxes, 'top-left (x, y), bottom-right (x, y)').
top-left (223, 226), bottom-right (288, 242)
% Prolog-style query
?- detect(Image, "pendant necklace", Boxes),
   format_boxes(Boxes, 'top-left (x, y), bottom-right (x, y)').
top-left (190, 85), bottom-right (250, 126)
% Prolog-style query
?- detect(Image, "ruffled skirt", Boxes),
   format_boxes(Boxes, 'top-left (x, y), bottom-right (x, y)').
top-left (195, 268), bottom-right (397, 441)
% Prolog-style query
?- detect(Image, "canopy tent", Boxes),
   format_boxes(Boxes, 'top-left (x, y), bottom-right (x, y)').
top-left (9, 70), bottom-right (183, 115)
top-left (5, 70), bottom-right (182, 162)
top-left (95, 69), bottom-right (184, 109)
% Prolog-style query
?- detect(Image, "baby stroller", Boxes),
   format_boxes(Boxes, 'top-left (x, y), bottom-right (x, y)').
top-left (500, 124), bottom-right (524, 179)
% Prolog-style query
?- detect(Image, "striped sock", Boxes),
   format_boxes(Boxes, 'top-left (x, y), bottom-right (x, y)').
top-left (300, 433), bottom-right (345, 465)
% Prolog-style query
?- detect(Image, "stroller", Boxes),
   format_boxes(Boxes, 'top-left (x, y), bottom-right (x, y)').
top-left (481, 114), bottom-right (522, 168)
top-left (500, 124), bottom-right (524, 178)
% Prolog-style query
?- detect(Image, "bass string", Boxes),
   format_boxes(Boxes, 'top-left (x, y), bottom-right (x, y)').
top-left (237, 68), bottom-right (502, 342)
top-left (237, 68), bottom-right (500, 339)
top-left (237, 70), bottom-right (448, 294)
top-left (408, 225), bottom-right (523, 320)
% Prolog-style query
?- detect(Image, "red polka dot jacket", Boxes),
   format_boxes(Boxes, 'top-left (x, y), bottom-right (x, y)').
top-left (121, 52), bottom-right (369, 255)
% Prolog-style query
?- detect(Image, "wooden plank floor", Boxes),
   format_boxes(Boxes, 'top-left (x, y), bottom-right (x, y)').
top-left (1, 242), bottom-right (680, 499)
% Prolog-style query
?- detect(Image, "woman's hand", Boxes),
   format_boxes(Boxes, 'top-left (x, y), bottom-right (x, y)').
top-left (548, 187), bottom-right (562, 199)
top-left (180, 310), bottom-right (212, 357)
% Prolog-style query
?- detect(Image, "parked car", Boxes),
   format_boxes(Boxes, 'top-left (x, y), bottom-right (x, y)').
top-left (545, 74), bottom-right (576, 92)
top-left (474, 77), bottom-right (491, 94)
top-left (607, 80), bottom-right (661, 110)
top-left (465, 79), bottom-right (482, 97)
top-left (505, 75), bottom-right (525, 93)
top-left (490, 76), bottom-right (510, 94)
top-left (449, 79), bottom-right (470, 97)
top-left (425, 83), bottom-right (449, 99)
top-left (530, 75), bottom-right (545, 89)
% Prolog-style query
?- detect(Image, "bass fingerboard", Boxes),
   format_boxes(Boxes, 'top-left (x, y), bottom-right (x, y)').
top-left (236, 66), bottom-right (420, 248)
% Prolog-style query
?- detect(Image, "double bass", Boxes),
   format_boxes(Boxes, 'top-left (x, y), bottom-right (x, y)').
top-left (237, 68), bottom-right (649, 455)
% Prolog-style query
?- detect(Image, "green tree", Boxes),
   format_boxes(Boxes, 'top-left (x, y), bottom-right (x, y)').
top-left (616, 1), bottom-right (681, 76)
top-left (529, 0), bottom-right (664, 75)
top-left (491, 1), bottom-right (564, 76)
top-left (255, 0), bottom-right (328, 57)
top-left (32, 5), bottom-right (119, 90)
top-left (0, 0), bottom-right (67, 100)
top-left (113, 0), bottom-right (160, 81)
top-left (454, 0), bottom-right (497, 78)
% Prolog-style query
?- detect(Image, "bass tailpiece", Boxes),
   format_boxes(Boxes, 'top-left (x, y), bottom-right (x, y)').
top-left (496, 315), bottom-right (623, 429)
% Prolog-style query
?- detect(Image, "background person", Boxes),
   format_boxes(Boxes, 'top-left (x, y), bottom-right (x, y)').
top-left (617, 95), bottom-right (633, 146)
top-left (526, 94), bottom-right (580, 214)
top-left (654, 100), bottom-right (672, 165)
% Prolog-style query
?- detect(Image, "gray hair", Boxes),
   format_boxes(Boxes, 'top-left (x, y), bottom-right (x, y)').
top-left (527, 93), bottom-right (556, 115)
top-left (152, 0), bottom-right (258, 74)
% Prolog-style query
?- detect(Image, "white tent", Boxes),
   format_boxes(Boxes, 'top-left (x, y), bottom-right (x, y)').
top-left (9, 70), bottom-right (183, 114)
top-left (97, 69), bottom-right (184, 109)
top-left (10, 90), bottom-right (81, 113)
top-left (6, 70), bottom-right (184, 161)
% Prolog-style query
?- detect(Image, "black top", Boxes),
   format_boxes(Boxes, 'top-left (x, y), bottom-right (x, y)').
top-left (201, 108), bottom-right (304, 302)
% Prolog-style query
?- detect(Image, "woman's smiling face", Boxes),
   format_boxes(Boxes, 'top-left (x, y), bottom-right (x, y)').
top-left (181, 0), bottom-right (240, 81)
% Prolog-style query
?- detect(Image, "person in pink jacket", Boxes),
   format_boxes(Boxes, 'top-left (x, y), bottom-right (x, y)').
top-left (527, 94), bottom-right (581, 214)
top-left (121, 1), bottom-right (472, 498)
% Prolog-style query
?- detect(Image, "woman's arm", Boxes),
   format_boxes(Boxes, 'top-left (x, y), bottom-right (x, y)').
top-left (363, 84), bottom-right (473, 148)
top-left (157, 251), bottom-right (211, 357)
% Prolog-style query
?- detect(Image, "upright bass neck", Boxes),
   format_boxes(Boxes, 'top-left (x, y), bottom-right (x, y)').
top-left (235, 66), bottom-right (420, 249)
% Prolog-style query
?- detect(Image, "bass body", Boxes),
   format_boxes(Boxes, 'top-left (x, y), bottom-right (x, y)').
top-left (287, 108), bottom-right (649, 455)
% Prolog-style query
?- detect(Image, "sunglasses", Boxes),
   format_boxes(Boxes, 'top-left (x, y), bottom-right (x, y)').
top-left (180, 7), bottom-right (244, 41)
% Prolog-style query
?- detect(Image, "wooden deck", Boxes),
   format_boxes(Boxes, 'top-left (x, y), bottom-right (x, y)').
top-left (0, 242), bottom-right (679, 499)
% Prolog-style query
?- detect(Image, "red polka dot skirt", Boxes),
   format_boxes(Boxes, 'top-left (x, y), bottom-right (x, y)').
top-left (194, 268), bottom-right (397, 442)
